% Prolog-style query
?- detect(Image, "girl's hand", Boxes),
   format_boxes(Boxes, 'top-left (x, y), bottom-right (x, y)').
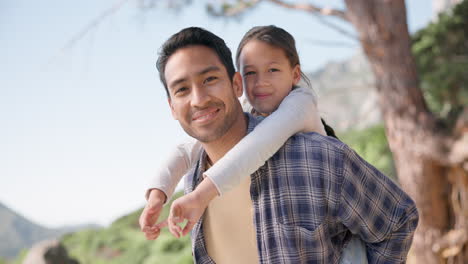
top-left (168, 177), bottom-right (219, 238)
top-left (139, 189), bottom-right (168, 240)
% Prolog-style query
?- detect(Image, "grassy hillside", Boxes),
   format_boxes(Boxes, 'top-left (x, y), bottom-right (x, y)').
top-left (61, 192), bottom-right (192, 264)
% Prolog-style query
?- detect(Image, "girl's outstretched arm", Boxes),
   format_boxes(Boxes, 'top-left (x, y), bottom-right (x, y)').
top-left (145, 139), bottom-right (203, 202)
top-left (205, 87), bottom-right (326, 195)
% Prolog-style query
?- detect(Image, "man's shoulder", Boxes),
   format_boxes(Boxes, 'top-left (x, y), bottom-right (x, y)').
top-left (287, 132), bottom-right (347, 152)
top-left (246, 112), bottom-right (349, 155)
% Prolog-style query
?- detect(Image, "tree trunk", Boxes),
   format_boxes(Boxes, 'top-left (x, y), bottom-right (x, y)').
top-left (343, 0), bottom-right (453, 263)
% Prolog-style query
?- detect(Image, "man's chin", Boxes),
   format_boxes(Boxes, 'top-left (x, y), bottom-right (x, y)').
top-left (183, 127), bottom-right (223, 143)
top-left (191, 133), bottom-right (223, 143)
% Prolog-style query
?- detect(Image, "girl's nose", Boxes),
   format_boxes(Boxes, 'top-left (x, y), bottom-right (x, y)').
top-left (255, 72), bottom-right (270, 87)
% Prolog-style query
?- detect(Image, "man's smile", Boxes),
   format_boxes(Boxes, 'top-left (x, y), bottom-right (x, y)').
top-left (191, 107), bottom-right (220, 124)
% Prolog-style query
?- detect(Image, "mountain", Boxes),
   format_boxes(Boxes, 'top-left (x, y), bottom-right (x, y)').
top-left (307, 51), bottom-right (382, 131)
top-left (0, 202), bottom-right (98, 259)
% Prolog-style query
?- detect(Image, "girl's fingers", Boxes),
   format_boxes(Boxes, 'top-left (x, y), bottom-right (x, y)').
top-left (168, 216), bottom-right (182, 238)
top-left (182, 221), bottom-right (196, 236)
top-left (145, 228), bottom-right (161, 240)
top-left (173, 225), bottom-right (182, 238)
top-left (156, 219), bottom-right (168, 229)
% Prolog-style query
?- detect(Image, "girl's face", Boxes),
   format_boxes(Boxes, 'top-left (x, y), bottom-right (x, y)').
top-left (238, 40), bottom-right (301, 115)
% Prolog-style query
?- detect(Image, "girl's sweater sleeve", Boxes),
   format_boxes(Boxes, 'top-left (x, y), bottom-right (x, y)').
top-left (145, 138), bottom-right (202, 203)
top-left (204, 87), bottom-right (327, 195)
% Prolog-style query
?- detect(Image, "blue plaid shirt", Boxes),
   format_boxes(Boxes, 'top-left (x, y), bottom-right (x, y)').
top-left (185, 114), bottom-right (418, 264)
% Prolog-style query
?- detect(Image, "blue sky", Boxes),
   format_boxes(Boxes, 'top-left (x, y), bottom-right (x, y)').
top-left (0, 0), bottom-right (432, 228)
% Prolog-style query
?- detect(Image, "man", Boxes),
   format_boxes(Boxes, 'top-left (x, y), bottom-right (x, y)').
top-left (140, 27), bottom-right (419, 263)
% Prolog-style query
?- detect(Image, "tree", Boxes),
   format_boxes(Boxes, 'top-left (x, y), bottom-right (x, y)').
top-left (207, 1), bottom-right (468, 263)
top-left (64, 0), bottom-right (468, 262)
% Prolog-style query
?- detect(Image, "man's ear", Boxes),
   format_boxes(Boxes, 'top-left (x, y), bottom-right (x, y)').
top-left (292, 64), bottom-right (301, 86)
top-left (232, 72), bottom-right (244, 98)
top-left (168, 98), bottom-right (178, 120)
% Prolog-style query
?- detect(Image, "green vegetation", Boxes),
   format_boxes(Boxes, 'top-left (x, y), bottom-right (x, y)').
top-left (339, 124), bottom-right (396, 181)
top-left (412, 0), bottom-right (468, 126)
top-left (12, 250), bottom-right (28, 264)
top-left (61, 192), bottom-right (192, 264)
top-left (6, 249), bottom-right (28, 264)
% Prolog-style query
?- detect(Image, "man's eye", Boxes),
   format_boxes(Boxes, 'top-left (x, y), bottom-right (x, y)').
top-left (204, 76), bottom-right (217, 84)
top-left (244, 71), bottom-right (255, 76)
top-left (175, 87), bottom-right (188, 94)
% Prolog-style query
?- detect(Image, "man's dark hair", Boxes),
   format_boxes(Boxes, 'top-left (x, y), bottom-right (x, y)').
top-left (156, 27), bottom-right (236, 98)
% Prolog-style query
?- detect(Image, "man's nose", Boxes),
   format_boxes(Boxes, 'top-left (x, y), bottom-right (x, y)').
top-left (190, 86), bottom-right (210, 107)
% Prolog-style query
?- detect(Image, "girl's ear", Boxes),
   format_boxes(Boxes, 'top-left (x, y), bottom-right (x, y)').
top-left (233, 72), bottom-right (244, 98)
top-left (292, 64), bottom-right (301, 86)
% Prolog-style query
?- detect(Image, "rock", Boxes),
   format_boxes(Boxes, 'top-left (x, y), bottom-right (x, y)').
top-left (22, 239), bottom-right (78, 264)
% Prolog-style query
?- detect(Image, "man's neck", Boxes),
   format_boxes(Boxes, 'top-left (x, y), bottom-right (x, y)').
top-left (201, 112), bottom-right (248, 165)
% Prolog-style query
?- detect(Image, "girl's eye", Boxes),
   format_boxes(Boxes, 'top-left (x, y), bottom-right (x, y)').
top-left (269, 68), bottom-right (279, 72)
top-left (244, 71), bottom-right (255, 76)
top-left (204, 76), bottom-right (217, 84)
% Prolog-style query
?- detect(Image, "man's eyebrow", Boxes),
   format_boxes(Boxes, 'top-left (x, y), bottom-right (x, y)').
top-left (168, 77), bottom-right (187, 90)
top-left (198, 66), bottom-right (221, 75)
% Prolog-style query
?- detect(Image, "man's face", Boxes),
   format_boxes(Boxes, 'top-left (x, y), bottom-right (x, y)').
top-left (165, 45), bottom-right (243, 142)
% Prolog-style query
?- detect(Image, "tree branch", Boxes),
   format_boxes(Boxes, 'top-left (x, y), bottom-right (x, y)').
top-left (305, 38), bottom-right (357, 48)
top-left (266, 0), bottom-right (357, 40)
top-left (267, 0), bottom-right (349, 21)
top-left (207, 0), bottom-right (261, 17)
top-left (50, 0), bottom-right (133, 63)
top-left (208, 0), bottom-right (356, 41)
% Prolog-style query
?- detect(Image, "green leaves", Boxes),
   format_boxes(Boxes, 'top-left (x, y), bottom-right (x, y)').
top-left (340, 124), bottom-right (396, 181)
top-left (412, 0), bottom-right (468, 122)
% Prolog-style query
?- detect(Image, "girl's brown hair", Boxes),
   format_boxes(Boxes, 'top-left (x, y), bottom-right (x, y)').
top-left (235, 25), bottom-right (311, 88)
top-left (236, 25), bottom-right (339, 139)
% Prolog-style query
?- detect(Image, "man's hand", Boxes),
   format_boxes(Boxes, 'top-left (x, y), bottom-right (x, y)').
top-left (168, 177), bottom-right (218, 238)
top-left (139, 188), bottom-right (167, 240)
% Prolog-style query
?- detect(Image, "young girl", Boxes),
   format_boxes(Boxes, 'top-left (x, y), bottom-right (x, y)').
top-left (147, 26), bottom-right (367, 263)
